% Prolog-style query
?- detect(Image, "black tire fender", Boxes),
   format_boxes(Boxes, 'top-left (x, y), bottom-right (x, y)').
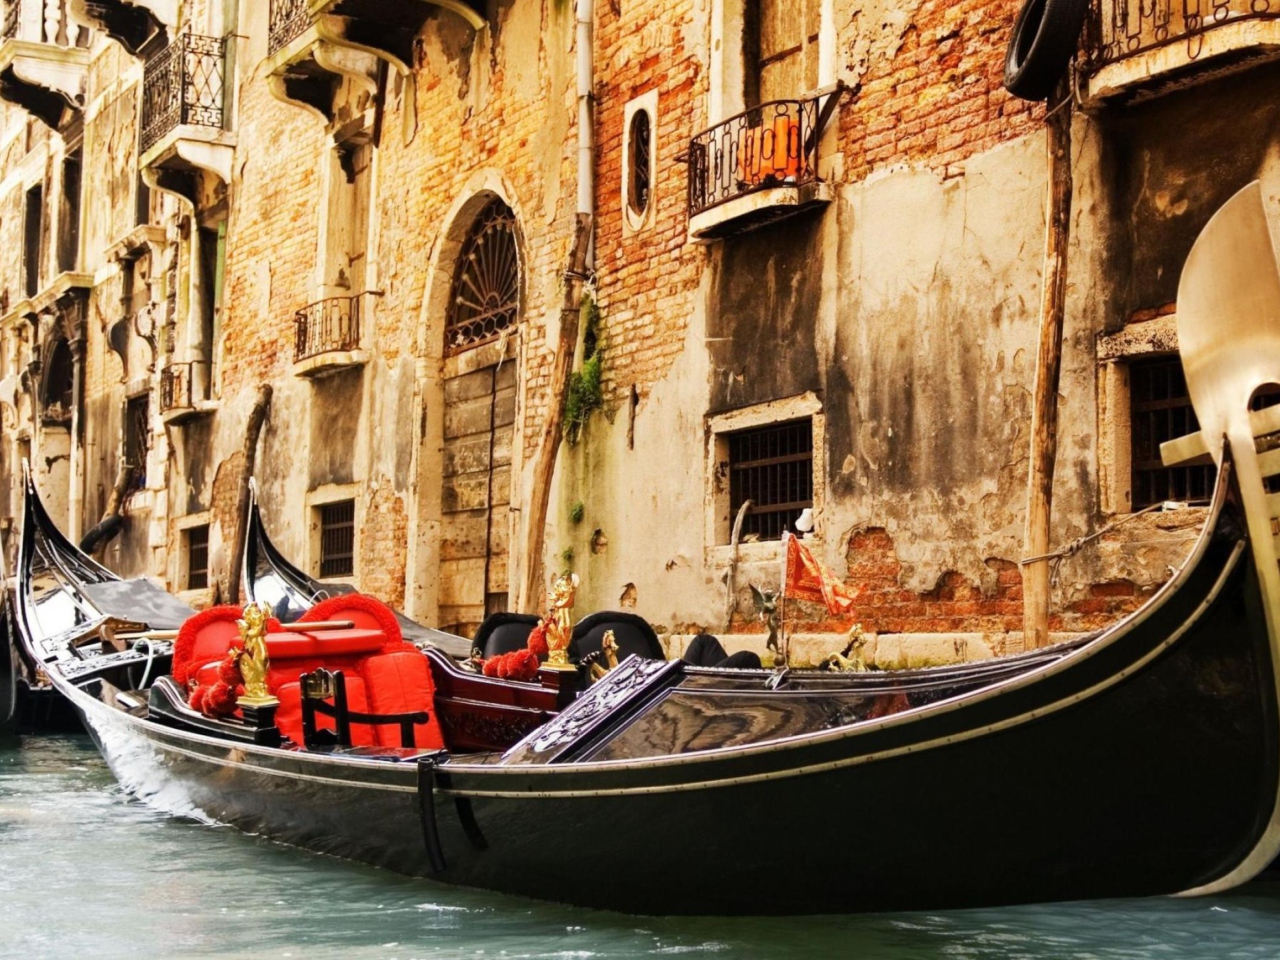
top-left (1003, 0), bottom-right (1089, 102)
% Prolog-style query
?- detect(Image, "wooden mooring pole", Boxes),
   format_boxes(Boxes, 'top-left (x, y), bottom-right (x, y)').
top-left (1023, 78), bottom-right (1073, 650)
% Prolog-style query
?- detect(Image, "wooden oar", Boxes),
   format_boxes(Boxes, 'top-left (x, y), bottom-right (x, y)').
top-left (109, 620), bottom-right (357, 643)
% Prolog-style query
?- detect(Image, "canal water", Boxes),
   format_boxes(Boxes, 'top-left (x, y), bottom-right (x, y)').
top-left (3, 736), bottom-right (1279, 960)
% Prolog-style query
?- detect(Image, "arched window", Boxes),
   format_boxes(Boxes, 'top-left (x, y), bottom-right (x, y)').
top-left (43, 339), bottom-right (74, 421)
top-left (445, 198), bottom-right (520, 355)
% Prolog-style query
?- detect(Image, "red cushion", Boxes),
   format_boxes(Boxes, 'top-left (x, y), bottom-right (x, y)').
top-left (266, 655), bottom-right (368, 692)
top-left (255, 629), bottom-right (383, 662)
top-left (276, 674), bottom-right (376, 747)
top-left (172, 606), bottom-right (244, 687)
top-left (299, 594), bottom-right (409, 652)
top-left (359, 651), bottom-right (444, 750)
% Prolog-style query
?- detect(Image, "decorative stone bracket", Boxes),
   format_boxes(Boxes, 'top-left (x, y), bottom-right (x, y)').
top-left (67, 0), bottom-right (169, 56)
top-left (265, 0), bottom-right (485, 122)
top-left (0, 39), bottom-right (88, 128)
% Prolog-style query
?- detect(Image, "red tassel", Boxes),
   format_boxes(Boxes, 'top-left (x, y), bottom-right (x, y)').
top-left (527, 623), bottom-right (549, 658)
top-left (482, 656), bottom-right (502, 677)
top-left (217, 651), bottom-right (243, 687)
top-left (203, 681), bottom-right (240, 717)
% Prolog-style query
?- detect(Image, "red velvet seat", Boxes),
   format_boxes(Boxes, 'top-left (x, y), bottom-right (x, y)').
top-left (276, 675), bottom-right (377, 747)
top-left (360, 651), bottom-right (444, 750)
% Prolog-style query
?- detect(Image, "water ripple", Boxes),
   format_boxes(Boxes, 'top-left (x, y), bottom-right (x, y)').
top-left (2, 736), bottom-right (1279, 960)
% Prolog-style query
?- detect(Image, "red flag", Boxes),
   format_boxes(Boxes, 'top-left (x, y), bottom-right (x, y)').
top-left (783, 532), bottom-right (856, 616)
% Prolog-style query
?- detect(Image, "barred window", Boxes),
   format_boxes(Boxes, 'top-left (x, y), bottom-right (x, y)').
top-left (124, 394), bottom-right (150, 491)
top-left (628, 110), bottom-right (652, 218)
top-left (445, 198), bottom-right (520, 355)
top-left (318, 500), bottom-right (355, 578)
top-left (185, 525), bottom-right (209, 591)
top-left (728, 419), bottom-right (813, 541)
top-left (1130, 357), bottom-right (1280, 509)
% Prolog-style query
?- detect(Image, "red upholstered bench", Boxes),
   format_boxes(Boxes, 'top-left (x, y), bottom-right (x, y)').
top-left (359, 651), bottom-right (444, 750)
top-left (276, 675), bottom-right (377, 747)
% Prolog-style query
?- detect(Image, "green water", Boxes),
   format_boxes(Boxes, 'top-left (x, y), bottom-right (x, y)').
top-left (2, 736), bottom-right (1279, 960)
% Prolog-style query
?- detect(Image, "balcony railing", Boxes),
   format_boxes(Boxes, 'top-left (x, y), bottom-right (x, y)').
top-left (1086, 0), bottom-right (1280, 71)
top-left (687, 98), bottom-right (822, 220)
top-left (294, 295), bottom-right (362, 363)
top-left (159, 362), bottom-right (192, 413)
top-left (140, 33), bottom-right (225, 154)
top-left (269, 0), bottom-right (311, 55)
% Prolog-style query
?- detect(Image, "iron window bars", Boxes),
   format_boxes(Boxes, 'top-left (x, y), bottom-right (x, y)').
top-left (319, 500), bottom-right (355, 579)
top-left (140, 33), bottom-right (226, 154)
top-left (1086, 0), bottom-right (1280, 70)
top-left (294, 294), bottom-right (362, 363)
top-left (728, 419), bottom-right (814, 542)
top-left (2, 1), bottom-right (17, 39)
top-left (269, 0), bottom-right (311, 55)
top-left (159, 362), bottom-right (193, 413)
top-left (687, 96), bottom-right (828, 219)
top-left (186, 524), bottom-right (209, 590)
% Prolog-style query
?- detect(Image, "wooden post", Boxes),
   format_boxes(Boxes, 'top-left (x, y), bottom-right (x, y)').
top-left (1023, 78), bottom-right (1073, 650)
top-left (516, 213), bottom-right (594, 613)
top-left (228, 384), bottom-right (273, 605)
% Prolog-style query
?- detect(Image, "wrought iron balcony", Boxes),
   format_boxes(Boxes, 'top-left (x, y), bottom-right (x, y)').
top-left (1086, 0), bottom-right (1280, 100)
top-left (140, 33), bottom-right (224, 153)
top-left (294, 295), bottom-right (362, 365)
top-left (0, 0), bottom-right (89, 128)
top-left (159, 361), bottom-right (192, 413)
top-left (269, 0), bottom-right (310, 56)
top-left (687, 96), bottom-right (835, 240)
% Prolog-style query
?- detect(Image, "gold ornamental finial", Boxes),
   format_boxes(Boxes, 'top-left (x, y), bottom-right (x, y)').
top-left (236, 601), bottom-right (279, 708)
top-left (542, 572), bottom-right (580, 671)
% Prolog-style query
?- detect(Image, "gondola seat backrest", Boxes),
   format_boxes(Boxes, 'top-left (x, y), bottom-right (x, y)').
top-left (275, 675), bottom-right (378, 747)
top-left (473, 612), bottom-right (540, 660)
top-left (172, 605), bottom-right (251, 687)
top-left (297, 594), bottom-right (412, 653)
top-left (569, 611), bottom-right (665, 664)
top-left (359, 651), bottom-right (445, 749)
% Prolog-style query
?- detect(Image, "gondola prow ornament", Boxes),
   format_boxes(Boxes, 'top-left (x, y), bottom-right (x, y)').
top-left (542, 573), bottom-right (580, 670)
top-left (236, 601), bottom-right (278, 709)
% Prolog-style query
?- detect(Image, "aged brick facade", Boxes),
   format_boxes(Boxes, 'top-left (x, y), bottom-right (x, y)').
top-left (0, 0), bottom-right (1270, 662)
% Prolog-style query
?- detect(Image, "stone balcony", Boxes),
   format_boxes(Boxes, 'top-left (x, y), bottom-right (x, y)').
top-left (264, 0), bottom-right (484, 121)
top-left (1085, 0), bottom-right (1280, 102)
top-left (0, 0), bottom-right (89, 128)
top-left (686, 90), bottom-right (839, 241)
top-left (138, 32), bottom-right (233, 201)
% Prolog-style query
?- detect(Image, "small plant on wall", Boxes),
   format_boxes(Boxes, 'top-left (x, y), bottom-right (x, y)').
top-left (564, 293), bottom-right (604, 445)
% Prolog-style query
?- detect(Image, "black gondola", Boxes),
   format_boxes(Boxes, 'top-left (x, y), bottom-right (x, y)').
top-left (9, 184), bottom-right (1280, 915)
top-left (242, 481), bottom-right (471, 659)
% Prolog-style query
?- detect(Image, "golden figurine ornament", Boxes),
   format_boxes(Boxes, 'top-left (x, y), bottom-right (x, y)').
top-left (236, 601), bottom-right (279, 707)
top-left (542, 572), bottom-right (581, 671)
top-left (588, 629), bottom-right (620, 683)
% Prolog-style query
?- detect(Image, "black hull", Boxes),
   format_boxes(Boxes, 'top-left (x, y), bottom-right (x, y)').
top-left (1, 597), bottom-right (16, 736)
top-left (58, 498), bottom-right (1280, 915)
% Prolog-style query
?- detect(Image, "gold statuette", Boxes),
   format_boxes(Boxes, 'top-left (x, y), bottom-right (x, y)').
top-left (543, 572), bottom-right (580, 671)
top-left (236, 601), bottom-right (279, 708)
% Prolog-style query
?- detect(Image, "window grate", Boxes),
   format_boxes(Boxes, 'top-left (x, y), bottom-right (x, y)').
top-left (186, 525), bottom-right (209, 591)
top-left (124, 394), bottom-right (150, 491)
top-left (628, 110), bottom-right (652, 218)
top-left (1130, 358), bottom-right (1280, 509)
top-left (728, 419), bottom-right (813, 541)
top-left (318, 500), bottom-right (355, 579)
